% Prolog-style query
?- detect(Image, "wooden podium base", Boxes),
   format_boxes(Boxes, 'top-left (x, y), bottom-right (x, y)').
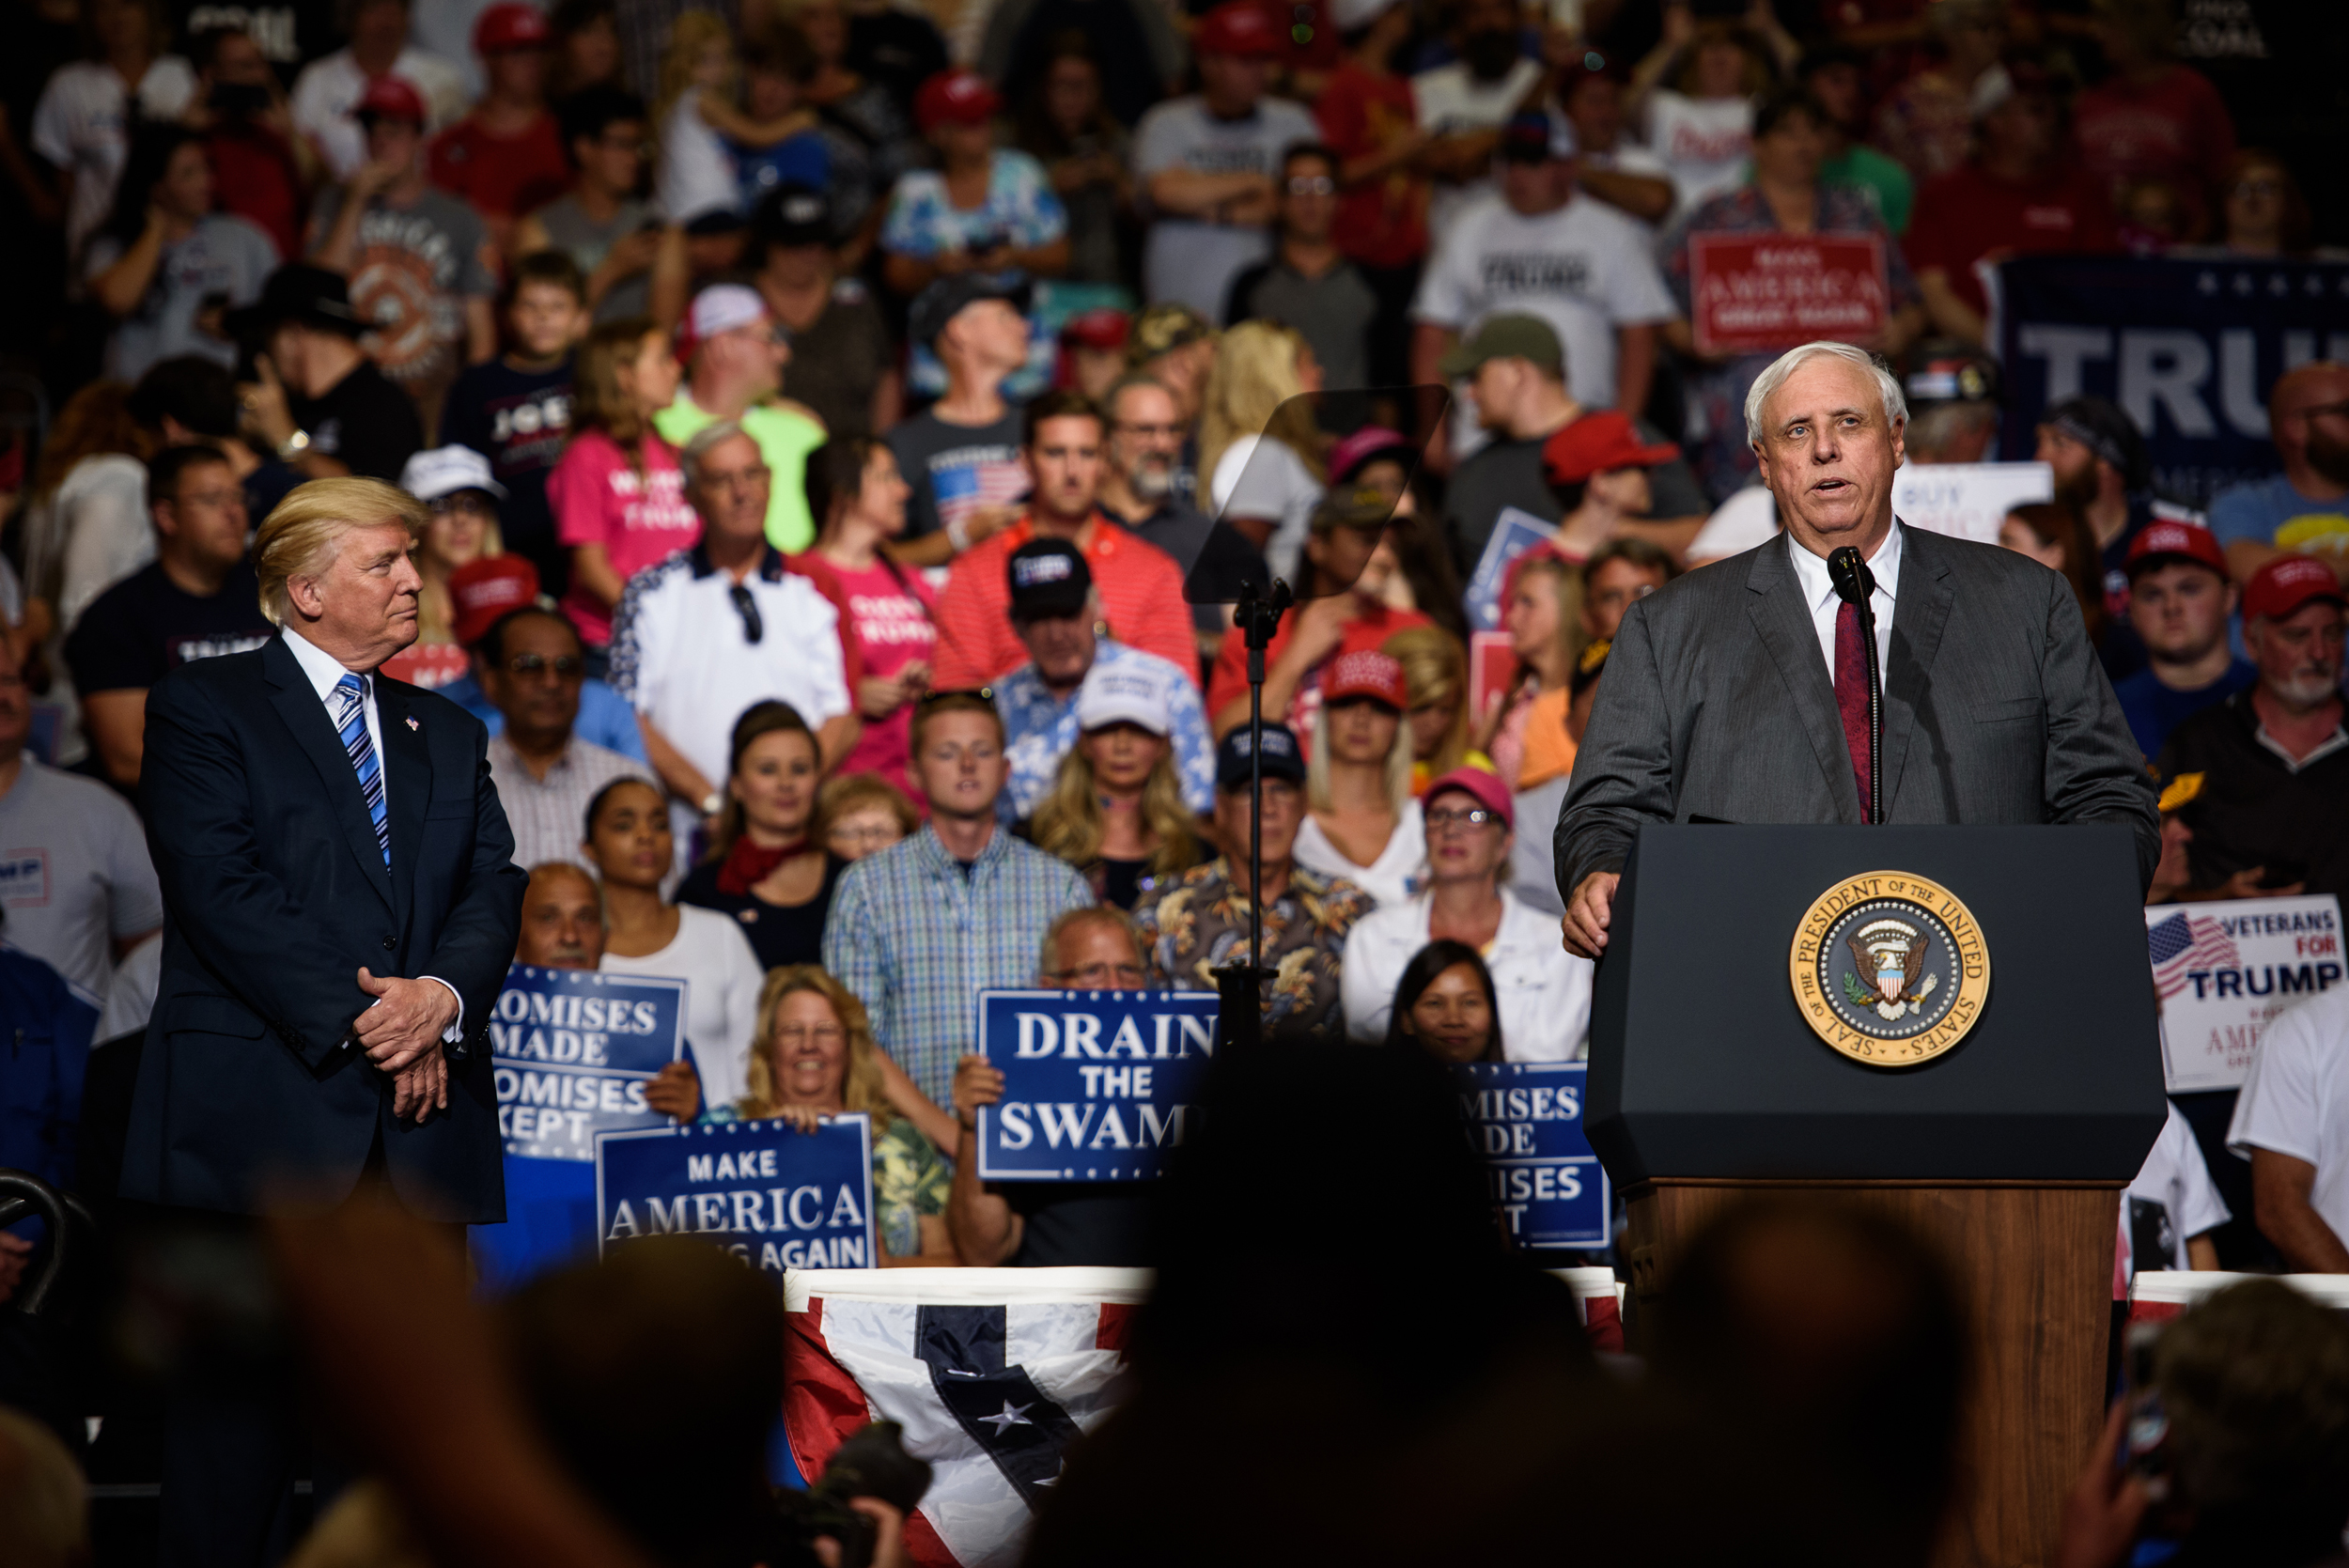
top-left (1622, 1180), bottom-right (2121, 1568)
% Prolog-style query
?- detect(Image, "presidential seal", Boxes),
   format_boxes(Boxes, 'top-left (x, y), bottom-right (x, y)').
top-left (1789, 871), bottom-right (1990, 1066)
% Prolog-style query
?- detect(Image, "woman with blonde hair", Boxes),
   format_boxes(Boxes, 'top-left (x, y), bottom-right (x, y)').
top-left (1024, 674), bottom-right (1201, 909)
top-left (1482, 551), bottom-right (1582, 788)
top-left (1381, 625), bottom-right (1487, 795)
top-left (547, 316), bottom-right (697, 658)
top-left (1199, 320), bottom-right (1327, 581)
top-left (699, 965), bottom-right (960, 1265)
top-left (1294, 648), bottom-right (1423, 908)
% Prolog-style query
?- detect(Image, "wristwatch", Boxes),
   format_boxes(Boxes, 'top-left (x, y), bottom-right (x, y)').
top-left (277, 428), bottom-right (311, 460)
top-left (700, 790), bottom-right (724, 816)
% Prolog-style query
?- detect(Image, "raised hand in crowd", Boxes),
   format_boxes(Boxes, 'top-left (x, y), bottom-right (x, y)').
top-left (2055, 1403), bottom-right (2152, 1568)
top-left (952, 1053), bottom-right (1006, 1130)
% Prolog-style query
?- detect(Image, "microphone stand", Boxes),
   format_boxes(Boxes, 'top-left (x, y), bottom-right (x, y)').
top-left (1828, 547), bottom-right (1883, 826)
top-left (1215, 574), bottom-right (1291, 1054)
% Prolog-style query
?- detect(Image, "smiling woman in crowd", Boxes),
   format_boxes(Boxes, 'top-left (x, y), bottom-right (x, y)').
top-left (582, 776), bottom-right (765, 1112)
top-left (677, 700), bottom-right (841, 969)
top-left (1382, 939), bottom-right (1503, 1065)
top-left (1340, 768), bottom-right (1594, 1062)
top-left (702, 966), bottom-right (959, 1265)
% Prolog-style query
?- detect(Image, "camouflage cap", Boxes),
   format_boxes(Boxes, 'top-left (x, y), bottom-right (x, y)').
top-left (1126, 303), bottom-right (1214, 367)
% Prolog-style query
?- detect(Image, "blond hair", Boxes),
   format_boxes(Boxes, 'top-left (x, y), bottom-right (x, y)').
top-left (1307, 687), bottom-right (1412, 815)
top-left (0, 1406), bottom-right (87, 1568)
top-left (656, 9), bottom-right (734, 137)
top-left (1383, 625), bottom-right (1473, 777)
top-left (814, 770), bottom-right (921, 842)
top-left (737, 966), bottom-right (894, 1131)
top-left (254, 478), bottom-right (428, 627)
top-left (1031, 737), bottom-right (1198, 879)
top-left (1197, 320), bottom-right (1326, 499)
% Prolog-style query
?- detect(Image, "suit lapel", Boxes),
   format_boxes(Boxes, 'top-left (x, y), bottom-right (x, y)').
top-left (1878, 523), bottom-right (1956, 814)
top-left (1745, 537), bottom-right (1864, 824)
top-left (261, 636), bottom-right (395, 911)
top-left (375, 679), bottom-right (434, 932)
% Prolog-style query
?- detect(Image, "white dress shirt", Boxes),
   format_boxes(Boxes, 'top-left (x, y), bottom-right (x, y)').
top-left (283, 628), bottom-right (465, 1045)
top-left (1784, 520), bottom-right (1902, 680)
top-left (1339, 888), bottom-right (1596, 1062)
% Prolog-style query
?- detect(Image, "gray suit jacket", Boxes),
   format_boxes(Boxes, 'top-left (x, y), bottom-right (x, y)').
top-left (1555, 524), bottom-right (2159, 893)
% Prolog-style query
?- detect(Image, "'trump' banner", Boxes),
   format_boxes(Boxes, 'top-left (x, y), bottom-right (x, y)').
top-left (1457, 1063), bottom-right (1610, 1250)
top-left (491, 965), bottom-right (684, 1160)
top-left (596, 1117), bottom-right (878, 1280)
top-left (1995, 256), bottom-right (2349, 504)
top-left (2148, 894), bottom-right (2344, 1094)
top-left (975, 990), bottom-right (1219, 1181)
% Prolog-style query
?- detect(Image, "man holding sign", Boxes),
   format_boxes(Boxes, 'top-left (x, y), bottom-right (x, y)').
top-left (949, 908), bottom-right (1166, 1266)
top-left (1658, 87), bottom-right (1921, 501)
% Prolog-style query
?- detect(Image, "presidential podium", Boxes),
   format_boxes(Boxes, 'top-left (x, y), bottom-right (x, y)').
top-left (1589, 825), bottom-right (2165, 1568)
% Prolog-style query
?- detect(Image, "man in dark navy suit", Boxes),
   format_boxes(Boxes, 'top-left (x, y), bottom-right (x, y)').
top-left (126, 475), bottom-right (525, 1565)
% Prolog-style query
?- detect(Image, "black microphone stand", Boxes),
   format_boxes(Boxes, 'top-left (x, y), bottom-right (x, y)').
top-left (1828, 547), bottom-right (1882, 826)
top-left (1214, 574), bottom-right (1292, 1054)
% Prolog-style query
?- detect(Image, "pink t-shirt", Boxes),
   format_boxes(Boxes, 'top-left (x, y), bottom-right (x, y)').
top-left (548, 427), bottom-right (701, 645)
top-left (824, 556), bottom-right (937, 800)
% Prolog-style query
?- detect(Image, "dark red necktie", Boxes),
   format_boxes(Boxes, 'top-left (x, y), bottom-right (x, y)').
top-left (1833, 598), bottom-right (1873, 822)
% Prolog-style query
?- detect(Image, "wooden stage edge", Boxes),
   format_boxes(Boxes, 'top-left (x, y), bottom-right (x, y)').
top-left (1623, 1179), bottom-right (2123, 1568)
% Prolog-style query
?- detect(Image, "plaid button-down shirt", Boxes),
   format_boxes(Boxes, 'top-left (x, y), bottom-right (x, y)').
top-left (822, 822), bottom-right (1095, 1108)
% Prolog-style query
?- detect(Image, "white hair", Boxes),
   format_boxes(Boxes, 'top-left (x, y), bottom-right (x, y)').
top-left (678, 418), bottom-right (758, 487)
top-left (1743, 342), bottom-right (1909, 447)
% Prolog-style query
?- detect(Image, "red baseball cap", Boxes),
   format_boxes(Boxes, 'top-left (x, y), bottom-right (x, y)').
top-left (1060, 307), bottom-right (1129, 352)
top-left (1542, 411), bottom-right (1680, 486)
top-left (474, 2), bottom-right (551, 54)
top-left (1324, 649), bottom-right (1407, 710)
top-left (2123, 520), bottom-right (2229, 582)
top-left (1195, 1), bottom-right (1283, 57)
top-left (353, 74), bottom-right (428, 125)
top-left (1425, 766), bottom-right (1513, 831)
top-left (451, 555), bottom-right (541, 646)
top-left (2243, 553), bottom-right (2348, 623)
top-left (914, 69), bottom-right (1000, 133)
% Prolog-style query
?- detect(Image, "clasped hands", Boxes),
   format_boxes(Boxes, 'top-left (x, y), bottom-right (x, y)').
top-left (355, 968), bottom-right (458, 1124)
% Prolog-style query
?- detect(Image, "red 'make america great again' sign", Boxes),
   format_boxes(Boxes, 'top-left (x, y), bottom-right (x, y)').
top-left (1689, 234), bottom-right (1890, 355)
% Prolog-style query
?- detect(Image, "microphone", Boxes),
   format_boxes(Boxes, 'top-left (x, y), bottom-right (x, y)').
top-left (1827, 548), bottom-right (1883, 826)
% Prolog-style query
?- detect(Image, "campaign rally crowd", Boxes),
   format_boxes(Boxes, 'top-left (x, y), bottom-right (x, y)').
top-left (1, 0), bottom-right (2348, 1559)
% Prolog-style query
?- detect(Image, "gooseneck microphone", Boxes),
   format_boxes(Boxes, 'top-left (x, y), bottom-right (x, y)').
top-left (1828, 546), bottom-right (1883, 826)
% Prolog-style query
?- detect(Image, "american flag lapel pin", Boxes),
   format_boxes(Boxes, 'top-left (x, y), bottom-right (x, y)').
top-left (406, 717), bottom-right (420, 731)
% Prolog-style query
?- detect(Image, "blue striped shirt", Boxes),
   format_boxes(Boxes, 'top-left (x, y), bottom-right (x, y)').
top-left (822, 823), bottom-right (1095, 1108)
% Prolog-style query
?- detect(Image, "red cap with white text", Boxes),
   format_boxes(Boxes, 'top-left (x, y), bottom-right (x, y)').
top-left (2242, 553), bottom-right (2348, 623)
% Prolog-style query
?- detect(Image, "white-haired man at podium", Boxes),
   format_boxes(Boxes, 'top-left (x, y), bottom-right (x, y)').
top-left (1555, 341), bottom-right (2157, 960)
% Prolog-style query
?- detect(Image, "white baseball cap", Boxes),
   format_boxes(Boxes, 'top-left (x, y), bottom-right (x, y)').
top-left (677, 284), bottom-right (770, 360)
top-left (1075, 660), bottom-right (1174, 737)
top-left (400, 444), bottom-right (506, 503)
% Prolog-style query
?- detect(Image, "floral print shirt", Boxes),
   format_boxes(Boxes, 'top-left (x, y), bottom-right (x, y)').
top-left (1132, 859), bottom-right (1373, 1036)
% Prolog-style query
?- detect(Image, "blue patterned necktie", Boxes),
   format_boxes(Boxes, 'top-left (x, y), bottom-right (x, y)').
top-left (333, 673), bottom-right (391, 868)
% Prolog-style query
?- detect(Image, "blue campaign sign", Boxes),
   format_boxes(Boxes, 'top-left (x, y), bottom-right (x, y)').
top-left (974, 989), bottom-right (1220, 1181)
top-left (1456, 1063), bottom-right (1609, 1250)
top-left (595, 1117), bottom-right (878, 1281)
top-left (1464, 506), bottom-right (1558, 632)
top-left (490, 965), bottom-right (685, 1162)
top-left (1995, 256), bottom-right (2349, 505)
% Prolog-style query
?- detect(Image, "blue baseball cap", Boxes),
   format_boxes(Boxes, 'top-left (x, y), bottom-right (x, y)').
top-left (1216, 722), bottom-right (1305, 790)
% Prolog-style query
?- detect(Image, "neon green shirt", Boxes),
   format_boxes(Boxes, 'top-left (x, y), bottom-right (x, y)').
top-left (1820, 144), bottom-right (1914, 237)
top-left (655, 392), bottom-right (828, 552)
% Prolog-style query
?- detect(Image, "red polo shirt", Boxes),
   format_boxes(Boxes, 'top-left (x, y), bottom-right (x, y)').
top-left (1905, 161), bottom-right (2118, 318)
top-left (931, 514), bottom-right (1201, 691)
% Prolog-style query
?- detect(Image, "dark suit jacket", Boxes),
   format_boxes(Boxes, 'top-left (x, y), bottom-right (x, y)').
top-left (1556, 525), bottom-right (2160, 893)
top-left (123, 634), bottom-right (526, 1220)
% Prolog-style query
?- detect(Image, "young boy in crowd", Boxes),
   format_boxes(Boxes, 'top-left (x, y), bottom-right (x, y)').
top-left (440, 252), bottom-right (588, 593)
